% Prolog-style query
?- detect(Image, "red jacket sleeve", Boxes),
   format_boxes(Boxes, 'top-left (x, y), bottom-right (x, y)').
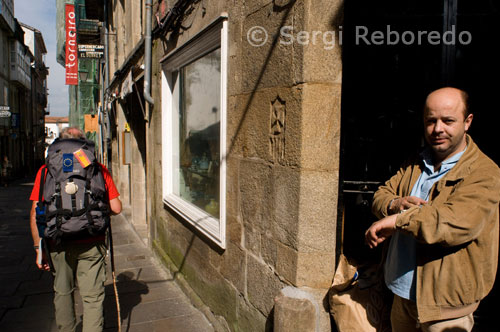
top-left (99, 163), bottom-right (120, 201)
top-left (30, 166), bottom-right (47, 201)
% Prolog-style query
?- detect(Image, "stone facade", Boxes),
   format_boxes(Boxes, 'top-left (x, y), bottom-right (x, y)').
top-left (107, 1), bottom-right (343, 330)
top-left (0, 7), bottom-right (47, 175)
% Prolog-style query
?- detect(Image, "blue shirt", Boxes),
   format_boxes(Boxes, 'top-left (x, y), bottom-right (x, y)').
top-left (384, 148), bottom-right (466, 301)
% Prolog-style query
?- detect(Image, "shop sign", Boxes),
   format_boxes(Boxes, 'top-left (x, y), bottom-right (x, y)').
top-left (84, 114), bottom-right (98, 133)
top-left (78, 44), bottom-right (104, 59)
top-left (65, 4), bottom-right (78, 85)
top-left (0, 106), bottom-right (11, 118)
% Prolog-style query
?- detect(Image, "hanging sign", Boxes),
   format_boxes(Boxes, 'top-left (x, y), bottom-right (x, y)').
top-left (84, 114), bottom-right (98, 133)
top-left (78, 44), bottom-right (104, 59)
top-left (65, 4), bottom-right (78, 85)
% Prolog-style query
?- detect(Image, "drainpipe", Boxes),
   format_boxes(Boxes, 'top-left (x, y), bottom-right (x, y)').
top-left (104, 0), bottom-right (110, 104)
top-left (104, 0), bottom-right (112, 168)
top-left (144, 0), bottom-right (154, 107)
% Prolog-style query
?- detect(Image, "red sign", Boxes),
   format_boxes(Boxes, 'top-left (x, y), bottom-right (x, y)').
top-left (65, 4), bottom-right (78, 85)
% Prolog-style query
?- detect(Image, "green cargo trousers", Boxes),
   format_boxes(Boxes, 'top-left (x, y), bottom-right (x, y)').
top-left (50, 240), bottom-right (107, 332)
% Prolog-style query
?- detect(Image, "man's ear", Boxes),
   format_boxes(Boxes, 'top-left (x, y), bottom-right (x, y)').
top-left (465, 113), bottom-right (473, 131)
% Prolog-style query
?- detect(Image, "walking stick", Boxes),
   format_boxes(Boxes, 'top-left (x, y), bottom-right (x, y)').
top-left (108, 225), bottom-right (122, 332)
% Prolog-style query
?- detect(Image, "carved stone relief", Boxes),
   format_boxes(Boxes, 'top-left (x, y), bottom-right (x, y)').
top-left (270, 96), bottom-right (286, 164)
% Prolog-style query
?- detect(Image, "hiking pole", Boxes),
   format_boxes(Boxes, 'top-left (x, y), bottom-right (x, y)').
top-left (108, 225), bottom-right (122, 332)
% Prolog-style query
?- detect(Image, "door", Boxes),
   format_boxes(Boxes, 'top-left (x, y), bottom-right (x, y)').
top-left (340, 1), bottom-right (500, 329)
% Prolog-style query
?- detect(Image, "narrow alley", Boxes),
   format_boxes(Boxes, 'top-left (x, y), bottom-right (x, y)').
top-left (0, 179), bottom-right (214, 332)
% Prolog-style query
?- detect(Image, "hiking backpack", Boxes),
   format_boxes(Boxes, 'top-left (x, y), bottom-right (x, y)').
top-left (36, 137), bottom-right (110, 241)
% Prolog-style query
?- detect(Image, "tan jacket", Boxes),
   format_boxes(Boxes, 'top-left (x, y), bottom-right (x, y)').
top-left (372, 136), bottom-right (500, 323)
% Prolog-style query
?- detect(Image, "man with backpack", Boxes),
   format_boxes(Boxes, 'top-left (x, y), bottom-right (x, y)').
top-left (29, 127), bottom-right (122, 332)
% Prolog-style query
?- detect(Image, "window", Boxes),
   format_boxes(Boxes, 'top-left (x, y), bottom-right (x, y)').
top-left (161, 16), bottom-right (228, 249)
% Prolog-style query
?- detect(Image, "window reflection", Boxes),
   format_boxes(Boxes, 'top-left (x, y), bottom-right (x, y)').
top-left (175, 48), bottom-right (221, 218)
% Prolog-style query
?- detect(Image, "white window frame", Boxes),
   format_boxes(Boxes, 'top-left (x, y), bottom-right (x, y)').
top-left (161, 16), bottom-right (228, 249)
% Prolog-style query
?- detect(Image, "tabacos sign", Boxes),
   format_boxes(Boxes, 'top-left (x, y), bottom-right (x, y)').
top-left (65, 4), bottom-right (78, 85)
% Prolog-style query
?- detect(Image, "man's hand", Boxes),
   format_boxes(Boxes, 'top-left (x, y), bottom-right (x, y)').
top-left (389, 196), bottom-right (427, 214)
top-left (365, 214), bottom-right (398, 249)
top-left (35, 248), bottom-right (50, 271)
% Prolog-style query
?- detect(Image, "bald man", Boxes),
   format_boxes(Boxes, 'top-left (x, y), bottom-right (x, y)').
top-left (366, 88), bottom-right (500, 332)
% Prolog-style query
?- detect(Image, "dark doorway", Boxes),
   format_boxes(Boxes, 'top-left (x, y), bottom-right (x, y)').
top-left (339, 1), bottom-right (500, 330)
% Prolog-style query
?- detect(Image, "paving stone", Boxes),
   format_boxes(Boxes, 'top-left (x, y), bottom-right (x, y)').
top-left (0, 256), bottom-right (24, 265)
top-left (0, 265), bottom-right (31, 274)
top-left (152, 313), bottom-right (214, 332)
top-left (123, 298), bottom-right (195, 323)
top-left (0, 282), bottom-right (20, 297)
top-left (17, 277), bottom-right (54, 295)
top-left (23, 293), bottom-right (54, 307)
top-left (111, 255), bottom-right (156, 270)
top-left (0, 320), bottom-right (55, 332)
top-left (0, 270), bottom-right (42, 282)
top-left (1, 304), bottom-right (55, 322)
top-left (127, 254), bottom-right (147, 262)
top-left (0, 296), bottom-right (24, 309)
top-left (112, 244), bottom-right (151, 257)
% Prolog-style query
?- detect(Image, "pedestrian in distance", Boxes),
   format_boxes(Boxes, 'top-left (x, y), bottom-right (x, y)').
top-left (1, 155), bottom-right (12, 187)
top-left (365, 87), bottom-right (500, 332)
top-left (29, 126), bottom-right (122, 332)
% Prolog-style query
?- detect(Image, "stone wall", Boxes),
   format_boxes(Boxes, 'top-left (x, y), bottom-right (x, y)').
top-left (112, 0), bottom-right (344, 331)
top-left (108, 0), bottom-right (149, 241)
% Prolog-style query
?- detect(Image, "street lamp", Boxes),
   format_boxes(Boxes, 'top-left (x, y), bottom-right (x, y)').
top-left (79, 70), bottom-right (89, 82)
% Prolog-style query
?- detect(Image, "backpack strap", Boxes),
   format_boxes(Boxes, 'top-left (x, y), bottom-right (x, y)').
top-left (54, 182), bottom-right (64, 242)
top-left (84, 164), bottom-right (96, 234)
top-left (35, 166), bottom-right (48, 239)
top-left (68, 178), bottom-right (78, 214)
